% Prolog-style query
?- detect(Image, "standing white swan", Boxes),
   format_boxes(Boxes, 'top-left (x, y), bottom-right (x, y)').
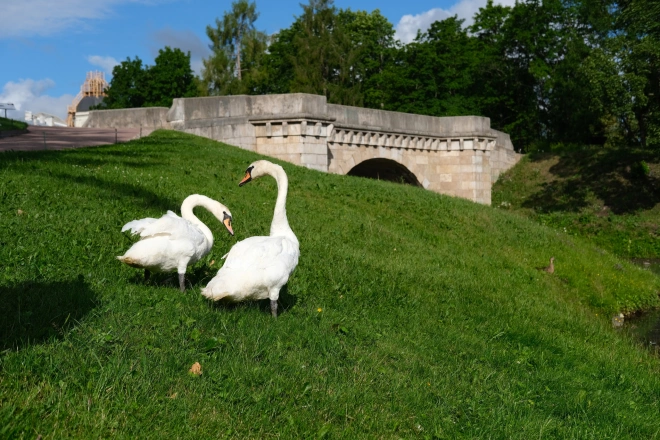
top-left (117, 194), bottom-right (234, 292)
top-left (201, 160), bottom-right (299, 317)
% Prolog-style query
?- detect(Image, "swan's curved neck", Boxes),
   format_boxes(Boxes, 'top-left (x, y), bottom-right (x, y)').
top-left (266, 164), bottom-right (296, 242)
top-left (180, 195), bottom-right (215, 245)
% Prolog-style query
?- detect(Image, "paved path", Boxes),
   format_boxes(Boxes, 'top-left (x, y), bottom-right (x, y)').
top-left (0, 126), bottom-right (143, 152)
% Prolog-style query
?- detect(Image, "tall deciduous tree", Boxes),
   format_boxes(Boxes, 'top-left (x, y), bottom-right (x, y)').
top-left (339, 9), bottom-right (396, 109)
top-left (203, 0), bottom-right (267, 95)
top-left (101, 57), bottom-right (148, 109)
top-left (290, 0), bottom-right (363, 105)
top-left (378, 16), bottom-right (481, 117)
top-left (146, 47), bottom-right (198, 107)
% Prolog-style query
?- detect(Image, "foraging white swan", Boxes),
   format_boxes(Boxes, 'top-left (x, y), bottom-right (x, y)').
top-left (201, 160), bottom-right (299, 317)
top-left (117, 194), bottom-right (234, 292)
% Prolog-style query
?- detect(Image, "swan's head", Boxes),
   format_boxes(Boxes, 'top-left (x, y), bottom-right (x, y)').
top-left (222, 210), bottom-right (234, 236)
top-left (211, 204), bottom-right (234, 236)
top-left (239, 160), bottom-right (282, 186)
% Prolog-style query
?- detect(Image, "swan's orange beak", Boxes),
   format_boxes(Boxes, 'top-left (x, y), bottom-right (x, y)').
top-left (238, 172), bottom-right (252, 187)
top-left (239, 166), bottom-right (254, 186)
top-left (223, 218), bottom-right (234, 236)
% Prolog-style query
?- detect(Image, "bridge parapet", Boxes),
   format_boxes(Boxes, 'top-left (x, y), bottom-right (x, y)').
top-left (329, 127), bottom-right (497, 152)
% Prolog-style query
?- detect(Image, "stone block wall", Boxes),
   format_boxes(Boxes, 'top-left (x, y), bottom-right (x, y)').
top-left (253, 119), bottom-right (332, 172)
top-left (328, 130), bottom-right (495, 204)
top-left (83, 107), bottom-right (169, 130)
top-left (84, 93), bottom-right (521, 204)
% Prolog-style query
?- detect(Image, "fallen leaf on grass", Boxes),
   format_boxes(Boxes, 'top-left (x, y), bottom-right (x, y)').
top-left (169, 392), bottom-right (178, 399)
top-left (17, 209), bottom-right (24, 215)
top-left (189, 362), bottom-right (202, 376)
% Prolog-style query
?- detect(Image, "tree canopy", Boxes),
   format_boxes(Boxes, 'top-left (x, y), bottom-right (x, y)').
top-left (99, 47), bottom-right (197, 110)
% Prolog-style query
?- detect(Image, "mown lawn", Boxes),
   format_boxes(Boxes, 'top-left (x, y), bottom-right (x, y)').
top-left (2, 130), bottom-right (660, 438)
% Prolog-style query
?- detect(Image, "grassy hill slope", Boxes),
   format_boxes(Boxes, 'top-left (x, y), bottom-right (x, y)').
top-left (0, 116), bottom-right (27, 132)
top-left (492, 147), bottom-right (660, 260)
top-left (1, 131), bottom-right (660, 438)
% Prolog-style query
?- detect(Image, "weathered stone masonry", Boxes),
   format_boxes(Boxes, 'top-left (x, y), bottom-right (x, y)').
top-left (84, 93), bottom-right (521, 205)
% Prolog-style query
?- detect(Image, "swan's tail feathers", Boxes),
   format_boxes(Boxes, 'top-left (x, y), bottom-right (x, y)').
top-left (117, 255), bottom-right (143, 268)
top-left (200, 285), bottom-right (230, 301)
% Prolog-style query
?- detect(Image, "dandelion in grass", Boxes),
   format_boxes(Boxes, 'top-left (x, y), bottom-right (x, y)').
top-left (317, 308), bottom-right (322, 313)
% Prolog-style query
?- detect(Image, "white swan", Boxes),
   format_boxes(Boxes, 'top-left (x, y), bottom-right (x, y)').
top-left (201, 160), bottom-right (299, 317)
top-left (117, 194), bottom-right (234, 292)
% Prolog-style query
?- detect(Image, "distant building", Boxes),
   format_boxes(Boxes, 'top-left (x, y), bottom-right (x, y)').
top-left (25, 111), bottom-right (67, 127)
top-left (67, 71), bottom-right (108, 127)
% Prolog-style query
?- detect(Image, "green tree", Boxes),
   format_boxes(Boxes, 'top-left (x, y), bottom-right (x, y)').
top-left (202, 0), bottom-right (267, 95)
top-left (339, 9), bottom-right (396, 109)
top-left (251, 25), bottom-right (299, 94)
top-left (101, 57), bottom-right (148, 109)
top-left (617, 0), bottom-right (660, 147)
top-left (289, 0), bottom-right (363, 105)
top-left (469, 0), bottom-right (610, 149)
top-left (145, 47), bottom-right (197, 107)
top-left (376, 16), bottom-right (481, 117)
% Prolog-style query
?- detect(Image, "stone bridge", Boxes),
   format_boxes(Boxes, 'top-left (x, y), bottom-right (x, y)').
top-left (84, 93), bottom-right (520, 204)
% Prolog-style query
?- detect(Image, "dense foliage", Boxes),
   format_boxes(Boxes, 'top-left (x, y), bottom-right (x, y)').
top-left (100, 47), bottom-right (197, 110)
top-left (201, 0), bottom-right (660, 151)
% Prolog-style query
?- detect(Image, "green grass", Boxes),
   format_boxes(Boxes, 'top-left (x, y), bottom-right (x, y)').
top-left (0, 116), bottom-right (27, 132)
top-left (2, 130), bottom-right (660, 438)
top-left (493, 146), bottom-right (660, 259)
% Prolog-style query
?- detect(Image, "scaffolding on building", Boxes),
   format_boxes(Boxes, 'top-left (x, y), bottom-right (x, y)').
top-left (66, 71), bottom-right (108, 127)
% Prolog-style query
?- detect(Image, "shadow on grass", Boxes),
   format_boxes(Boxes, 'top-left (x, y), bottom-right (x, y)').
top-left (209, 284), bottom-right (297, 317)
top-left (50, 171), bottom-right (178, 212)
top-left (126, 264), bottom-right (299, 317)
top-left (54, 155), bottom-right (168, 170)
top-left (522, 148), bottom-right (660, 214)
top-left (123, 264), bottom-right (218, 292)
top-left (0, 277), bottom-right (98, 351)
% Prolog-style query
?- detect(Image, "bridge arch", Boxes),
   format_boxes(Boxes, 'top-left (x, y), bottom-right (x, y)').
top-left (347, 158), bottom-right (422, 187)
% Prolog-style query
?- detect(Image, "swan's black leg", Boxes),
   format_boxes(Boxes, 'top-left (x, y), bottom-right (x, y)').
top-left (270, 299), bottom-right (278, 318)
top-left (178, 273), bottom-right (186, 292)
top-left (144, 269), bottom-right (151, 281)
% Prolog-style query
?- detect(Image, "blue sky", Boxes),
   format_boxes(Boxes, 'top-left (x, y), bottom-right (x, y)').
top-left (1, 0), bottom-right (515, 121)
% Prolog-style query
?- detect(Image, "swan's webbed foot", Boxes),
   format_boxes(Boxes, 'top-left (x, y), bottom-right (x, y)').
top-left (178, 273), bottom-right (186, 292)
top-left (270, 299), bottom-right (278, 318)
top-left (144, 269), bottom-right (151, 281)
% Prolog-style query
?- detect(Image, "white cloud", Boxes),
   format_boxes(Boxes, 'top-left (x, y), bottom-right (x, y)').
top-left (395, 9), bottom-right (451, 44)
top-left (87, 55), bottom-right (120, 75)
top-left (149, 27), bottom-right (211, 76)
top-left (0, 79), bottom-right (74, 121)
top-left (395, 0), bottom-right (518, 43)
top-left (0, 0), bottom-right (168, 38)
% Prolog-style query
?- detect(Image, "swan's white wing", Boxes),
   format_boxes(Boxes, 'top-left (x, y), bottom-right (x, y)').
top-left (138, 211), bottom-right (201, 241)
top-left (222, 235), bottom-right (298, 272)
top-left (121, 217), bottom-right (159, 235)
